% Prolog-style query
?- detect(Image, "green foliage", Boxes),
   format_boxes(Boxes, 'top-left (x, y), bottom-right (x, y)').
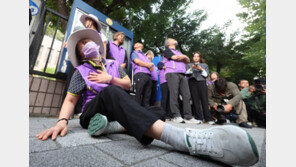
top-left (43, 0), bottom-right (265, 84)
top-left (236, 0), bottom-right (266, 78)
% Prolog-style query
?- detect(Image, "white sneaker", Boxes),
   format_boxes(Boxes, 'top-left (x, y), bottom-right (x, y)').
top-left (184, 125), bottom-right (259, 166)
top-left (172, 117), bottom-right (185, 123)
top-left (207, 121), bottom-right (215, 125)
top-left (184, 118), bottom-right (202, 124)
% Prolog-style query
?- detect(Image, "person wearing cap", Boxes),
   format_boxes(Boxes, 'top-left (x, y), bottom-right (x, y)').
top-left (106, 32), bottom-right (128, 70)
top-left (80, 13), bottom-right (108, 57)
top-left (145, 50), bottom-right (158, 106)
top-left (163, 38), bottom-right (199, 124)
top-left (35, 29), bottom-right (259, 166)
top-left (157, 55), bottom-right (173, 119)
top-left (131, 40), bottom-right (154, 107)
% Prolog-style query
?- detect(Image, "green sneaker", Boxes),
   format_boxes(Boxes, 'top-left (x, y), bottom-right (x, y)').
top-left (88, 113), bottom-right (108, 136)
top-left (184, 125), bottom-right (259, 166)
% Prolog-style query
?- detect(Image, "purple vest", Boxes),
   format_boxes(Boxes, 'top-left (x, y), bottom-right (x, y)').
top-left (131, 50), bottom-right (151, 75)
top-left (108, 41), bottom-right (126, 65)
top-left (76, 60), bottom-right (120, 112)
top-left (151, 66), bottom-right (158, 81)
top-left (159, 69), bottom-right (167, 84)
top-left (164, 48), bottom-right (186, 75)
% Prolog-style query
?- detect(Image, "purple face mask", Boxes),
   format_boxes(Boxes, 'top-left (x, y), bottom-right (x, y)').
top-left (81, 41), bottom-right (101, 59)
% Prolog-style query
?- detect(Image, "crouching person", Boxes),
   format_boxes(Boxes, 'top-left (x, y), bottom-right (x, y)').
top-left (36, 29), bottom-right (258, 166)
top-left (208, 78), bottom-right (252, 128)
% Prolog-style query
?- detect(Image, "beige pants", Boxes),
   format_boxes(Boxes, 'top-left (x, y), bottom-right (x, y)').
top-left (234, 100), bottom-right (248, 124)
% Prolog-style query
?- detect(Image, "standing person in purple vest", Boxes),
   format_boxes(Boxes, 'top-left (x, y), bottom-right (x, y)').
top-left (163, 38), bottom-right (199, 124)
top-left (131, 40), bottom-right (154, 107)
top-left (146, 50), bottom-right (158, 106)
top-left (157, 55), bottom-right (173, 120)
top-left (106, 32), bottom-right (128, 71)
top-left (35, 29), bottom-right (259, 166)
top-left (186, 52), bottom-right (215, 125)
top-left (80, 13), bottom-right (108, 57)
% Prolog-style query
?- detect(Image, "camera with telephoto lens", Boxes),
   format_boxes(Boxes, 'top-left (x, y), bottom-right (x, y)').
top-left (254, 78), bottom-right (266, 95)
top-left (217, 99), bottom-right (227, 113)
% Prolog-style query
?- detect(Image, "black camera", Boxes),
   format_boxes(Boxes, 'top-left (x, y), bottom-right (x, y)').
top-left (254, 78), bottom-right (266, 94)
top-left (216, 99), bottom-right (227, 113)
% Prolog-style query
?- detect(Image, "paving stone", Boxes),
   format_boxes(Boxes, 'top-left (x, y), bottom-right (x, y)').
top-left (47, 80), bottom-right (56, 93)
top-left (29, 137), bottom-right (59, 153)
top-left (31, 77), bottom-right (41, 91)
top-left (151, 140), bottom-right (174, 151)
top-left (39, 79), bottom-right (49, 92)
top-left (29, 92), bottom-right (37, 106)
top-left (29, 107), bottom-right (33, 113)
top-left (33, 107), bottom-right (42, 114)
top-left (56, 132), bottom-right (111, 148)
top-left (106, 133), bottom-right (135, 141)
top-left (35, 93), bottom-right (46, 106)
top-left (94, 140), bottom-right (170, 165)
top-left (159, 152), bottom-right (226, 167)
top-left (43, 94), bottom-right (53, 107)
top-left (52, 94), bottom-right (61, 107)
top-left (50, 108), bottom-right (58, 116)
top-left (42, 107), bottom-right (50, 115)
top-left (29, 119), bottom-right (47, 137)
top-left (29, 76), bottom-right (33, 88)
top-left (132, 158), bottom-right (178, 167)
top-left (29, 145), bottom-right (123, 167)
top-left (55, 81), bottom-right (64, 94)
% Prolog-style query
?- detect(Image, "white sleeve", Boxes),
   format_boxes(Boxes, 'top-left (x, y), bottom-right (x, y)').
top-left (201, 69), bottom-right (208, 77)
top-left (101, 33), bottom-right (107, 42)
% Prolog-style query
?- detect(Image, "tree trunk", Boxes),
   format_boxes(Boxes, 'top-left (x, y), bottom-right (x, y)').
top-left (216, 62), bottom-right (222, 74)
top-left (57, 0), bottom-right (70, 33)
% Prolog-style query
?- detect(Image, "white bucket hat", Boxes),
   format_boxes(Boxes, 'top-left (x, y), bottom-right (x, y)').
top-left (80, 13), bottom-right (102, 32)
top-left (67, 29), bottom-right (104, 67)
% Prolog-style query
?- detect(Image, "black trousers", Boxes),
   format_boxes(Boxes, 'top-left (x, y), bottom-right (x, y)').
top-left (134, 72), bottom-right (152, 107)
top-left (188, 79), bottom-right (212, 121)
top-left (79, 85), bottom-right (165, 145)
top-left (160, 82), bottom-right (172, 118)
top-left (150, 80), bottom-right (157, 106)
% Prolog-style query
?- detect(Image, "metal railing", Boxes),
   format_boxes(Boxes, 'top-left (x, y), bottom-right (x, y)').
top-left (29, 7), bottom-right (68, 80)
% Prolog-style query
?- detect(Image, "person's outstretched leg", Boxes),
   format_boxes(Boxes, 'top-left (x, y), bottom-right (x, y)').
top-left (145, 120), bottom-right (259, 166)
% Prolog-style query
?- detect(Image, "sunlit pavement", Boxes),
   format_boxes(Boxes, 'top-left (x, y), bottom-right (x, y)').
top-left (30, 117), bottom-right (265, 167)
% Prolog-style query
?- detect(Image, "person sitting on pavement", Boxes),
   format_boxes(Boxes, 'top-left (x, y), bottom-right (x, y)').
top-left (146, 50), bottom-right (158, 106)
top-left (163, 38), bottom-right (199, 124)
top-left (208, 78), bottom-right (252, 128)
top-left (243, 78), bottom-right (266, 128)
top-left (106, 32), bottom-right (128, 70)
top-left (36, 29), bottom-right (259, 167)
top-left (186, 52), bottom-right (214, 125)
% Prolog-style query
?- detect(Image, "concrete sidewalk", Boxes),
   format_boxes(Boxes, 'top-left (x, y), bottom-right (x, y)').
top-left (30, 117), bottom-right (266, 167)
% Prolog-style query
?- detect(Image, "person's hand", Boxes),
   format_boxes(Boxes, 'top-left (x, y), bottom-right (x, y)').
top-left (149, 67), bottom-right (154, 72)
top-left (223, 104), bottom-right (233, 113)
top-left (213, 105), bottom-right (218, 111)
top-left (146, 62), bottom-right (154, 69)
top-left (36, 120), bottom-right (68, 141)
top-left (249, 85), bottom-right (255, 94)
top-left (171, 55), bottom-right (178, 60)
top-left (163, 66), bottom-right (166, 70)
top-left (191, 65), bottom-right (197, 70)
top-left (87, 70), bottom-right (111, 84)
top-left (120, 63), bottom-right (126, 69)
top-left (196, 65), bottom-right (203, 71)
top-left (62, 42), bottom-right (67, 48)
top-left (261, 88), bottom-right (266, 95)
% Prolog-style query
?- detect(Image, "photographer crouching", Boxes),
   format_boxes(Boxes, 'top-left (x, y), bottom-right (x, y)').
top-left (243, 78), bottom-right (266, 128)
top-left (208, 78), bottom-right (252, 128)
